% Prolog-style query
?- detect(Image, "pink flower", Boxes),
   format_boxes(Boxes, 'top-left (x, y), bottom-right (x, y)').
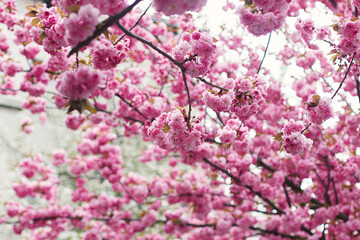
top-left (353, 0), bottom-right (360, 8)
top-left (237, 4), bottom-right (287, 36)
top-left (282, 132), bottom-right (313, 155)
top-left (63, 4), bottom-right (100, 47)
top-left (153, 0), bottom-right (208, 16)
top-left (281, 119), bottom-right (313, 155)
top-left (21, 117), bottom-right (33, 134)
top-left (131, 185), bottom-right (149, 204)
top-left (90, 38), bottom-right (128, 70)
top-left (307, 96), bottom-right (334, 124)
top-left (1, 60), bottom-right (22, 77)
top-left (52, 149), bottom-right (66, 166)
top-left (173, 31), bottom-right (216, 77)
top-left (282, 119), bottom-right (304, 136)
top-left (56, 64), bottom-right (101, 100)
top-left (65, 114), bottom-right (86, 130)
top-left (22, 97), bottom-right (46, 113)
top-left (21, 42), bottom-right (40, 59)
top-left (216, 218), bottom-right (233, 236)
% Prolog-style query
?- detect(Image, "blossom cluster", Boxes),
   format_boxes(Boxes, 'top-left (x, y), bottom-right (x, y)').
top-left (56, 64), bottom-right (102, 101)
top-left (281, 119), bottom-right (313, 155)
top-left (173, 31), bottom-right (217, 77)
top-left (236, 0), bottom-right (290, 36)
top-left (306, 95), bottom-right (334, 124)
top-left (337, 19), bottom-right (360, 55)
top-left (148, 109), bottom-right (206, 151)
top-left (202, 75), bottom-right (267, 121)
top-left (58, 0), bottom-right (127, 15)
top-left (29, 5), bottom-right (66, 54)
top-left (13, 155), bottom-right (59, 201)
top-left (153, 0), bottom-right (208, 16)
top-left (20, 64), bottom-right (49, 97)
top-left (295, 18), bottom-right (318, 50)
top-left (218, 119), bottom-right (249, 155)
top-left (63, 4), bottom-right (100, 47)
top-left (76, 123), bottom-right (123, 184)
top-left (230, 75), bottom-right (267, 121)
top-left (90, 37), bottom-right (129, 70)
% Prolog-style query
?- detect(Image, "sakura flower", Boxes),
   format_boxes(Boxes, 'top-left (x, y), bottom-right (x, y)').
top-left (56, 64), bottom-right (101, 101)
top-left (63, 4), bottom-right (100, 47)
top-left (281, 119), bottom-right (313, 155)
top-left (153, 0), bottom-right (208, 16)
top-left (307, 95), bottom-right (335, 124)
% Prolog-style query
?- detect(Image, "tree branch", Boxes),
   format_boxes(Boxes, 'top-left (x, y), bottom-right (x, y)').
top-left (196, 77), bottom-right (228, 92)
top-left (202, 158), bottom-right (285, 215)
top-left (283, 184), bottom-right (292, 208)
top-left (115, 21), bottom-right (185, 71)
top-left (114, 2), bottom-right (152, 45)
top-left (257, 32), bottom-right (272, 74)
top-left (332, 53), bottom-right (356, 99)
top-left (115, 93), bottom-right (149, 120)
top-left (356, 74), bottom-right (360, 105)
top-left (68, 0), bottom-right (143, 56)
top-left (182, 70), bottom-right (192, 126)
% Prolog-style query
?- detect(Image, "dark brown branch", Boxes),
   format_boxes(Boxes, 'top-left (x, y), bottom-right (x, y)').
top-left (182, 70), bottom-right (192, 126)
top-left (216, 112), bottom-right (225, 126)
top-left (115, 93), bottom-right (149, 120)
top-left (196, 77), bottom-right (228, 91)
top-left (301, 123), bottom-right (312, 134)
top-left (331, 178), bottom-right (338, 205)
top-left (356, 74), bottom-right (360, 105)
top-left (257, 32), bottom-right (272, 74)
top-left (315, 69), bottom-right (354, 112)
top-left (329, 0), bottom-right (337, 8)
top-left (255, 153), bottom-right (324, 209)
top-left (356, 6), bottom-right (359, 17)
top-left (332, 53), bottom-right (356, 99)
top-left (68, 0), bottom-right (142, 56)
top-left (5, 214), bottom-right (312, 239)
top-left (115, 21), bottom-right (194, 124)
top-left (202, 158), bottom-right (285, 215)
top-left (283, 184), bottom-right (292, 208)
top-left (115, 21), bottom-right (185, 71)
top-left (314, 169), bottom-right (331, 206)
top-left (301, 225), bottom-right (313, 235)
top-left (114, 2), bottom-right (152, 45)
top-left (250, 226), bottom-right (306, 239)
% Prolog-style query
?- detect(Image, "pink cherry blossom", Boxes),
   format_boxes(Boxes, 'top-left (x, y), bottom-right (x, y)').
top-left (56, 64), bottom-right (101, 100)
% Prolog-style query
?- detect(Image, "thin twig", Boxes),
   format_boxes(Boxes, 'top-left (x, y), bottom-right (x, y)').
top-left (250, 226), bottom-right (306, 239)
top-left (68, 0), bottom-right (142, 56)
top-left (114, 2), bottom-right (152, 45)
top-left (115, 21), bottom-right (185, 71)
top-left (332, 53), bottom-right (356, 99)
top-left (216, 112), bottom-right (225, 126)
top-left (182, 70), bottom-right (192, 126)
top-left (315, 70), bottom-right (354, 112)
top-left (332, 178), bottom-right (338, 205)
top-left (202, 158), bottom-right (285, 215)
top-left (314, 169), bottom-right (331, 205)
top-left (120, 181), bottom-right (144, 211)
top-left (283, 184), bottom-right (292, 208)
top-left (356, 74), bottom-right (360, 105)
top-left (257, 32), bottom-right (272, 74)
top-left (196, 77), bottom-right (228, 91)
top-left (115, 21), bottom-right (194, 123)
top-left (301, 123), bottom-right (312, 134)
top-left (115, 93), bottom-right (149, 120)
